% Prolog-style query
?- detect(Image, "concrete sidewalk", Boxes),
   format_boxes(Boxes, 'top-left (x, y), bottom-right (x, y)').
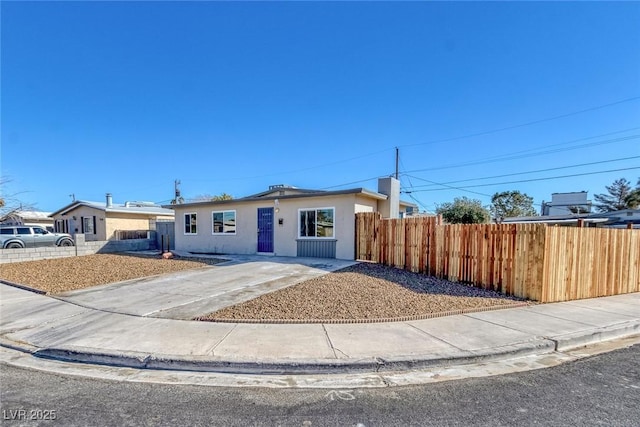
top-left (1, 283), bottom-right (638, 375)
top-left (54, 254), bottom-right (356, 320)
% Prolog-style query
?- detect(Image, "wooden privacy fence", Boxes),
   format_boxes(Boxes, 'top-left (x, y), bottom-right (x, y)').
top-left (355, 212), bottom-right (640, 302)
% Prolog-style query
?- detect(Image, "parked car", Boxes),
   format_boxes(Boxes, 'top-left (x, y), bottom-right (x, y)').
top-left (0, 226), bottom-right (74, 249)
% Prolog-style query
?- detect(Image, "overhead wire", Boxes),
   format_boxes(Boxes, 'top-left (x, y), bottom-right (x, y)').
top-left (397, 96), bottom-right (640, 149)
top-left (402, 174), bottom-right (493, 198)
top-left (402, 133), bottom-right (640, 175)
top-left (321, 127), bottom-right (639, 192)
top-left (180, 97), bottom-right (639, 185)
top-left (399, 156), bottom-right (433, 212)
top-left (404, 155), bottom-right (640, 190)
top-left (406, 166), bottom-right (640, 192)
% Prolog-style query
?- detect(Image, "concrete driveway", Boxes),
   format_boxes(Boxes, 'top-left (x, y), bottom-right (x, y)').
top-left (55, 255), bottom-right (356, 320)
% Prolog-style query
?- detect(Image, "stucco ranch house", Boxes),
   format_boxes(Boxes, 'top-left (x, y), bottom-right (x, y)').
top-left (50, 194), bottom-right (174, 241)
top-left (165, 178), bottom-right (416, 260)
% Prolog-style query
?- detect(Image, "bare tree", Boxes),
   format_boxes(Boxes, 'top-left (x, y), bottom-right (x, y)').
top-left (0, 176), bottom-right (34, 216)
top-left (192, 193), bottom-right (233, 202)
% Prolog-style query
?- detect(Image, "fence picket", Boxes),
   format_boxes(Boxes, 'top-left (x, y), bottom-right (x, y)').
top-left (355, 212), bottom-right (639, 302)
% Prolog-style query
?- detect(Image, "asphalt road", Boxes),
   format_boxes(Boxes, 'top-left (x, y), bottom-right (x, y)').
top-left (1, 345), bottom-right (639, 427)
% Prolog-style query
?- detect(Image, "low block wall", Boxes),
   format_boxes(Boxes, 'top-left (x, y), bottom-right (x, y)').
top-left (0, 235), bottom-right (157, 264)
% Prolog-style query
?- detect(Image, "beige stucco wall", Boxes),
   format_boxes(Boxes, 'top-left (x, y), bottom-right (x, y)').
top-left (105, 215), bottom-right (152, 240)
top-left (173, 194), bottom-right (380, 260)
top-left (51, 206), bottom-right (106, 241)
top-left (52, 208), bottom-right (174, 241)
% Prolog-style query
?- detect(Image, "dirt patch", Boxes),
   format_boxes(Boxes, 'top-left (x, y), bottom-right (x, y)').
top-left (0, 254), bottom-right (224, 294)
top-left (197, 262), bottom-right (530, 322)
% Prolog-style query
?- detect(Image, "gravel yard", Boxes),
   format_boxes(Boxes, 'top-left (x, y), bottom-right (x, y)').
top-left (0, 254), bottom-right (223, 294)
top-left (197, 262), bottom-right (530, 322)
top-left (1, 255), bottom-right (530, 321)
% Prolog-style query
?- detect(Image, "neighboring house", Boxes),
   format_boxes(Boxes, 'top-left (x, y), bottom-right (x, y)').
top-left (164, 178), bottom-right (416, 260)
top-left (587, 209), bottom-right (640, 229)
top-left (0, 209), bottom-right (54, 231)
top-left (501, 209), bottom-right (640, 229)
top-left (501, 213), bottom-right (600, 227)
top-left (49, 193), bottom-right (175, 241)
top-left (541, 191), bottom-right (592, 215)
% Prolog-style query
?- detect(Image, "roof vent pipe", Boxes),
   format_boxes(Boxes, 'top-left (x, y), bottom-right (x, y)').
top-left (106, 193), bottom-right (113, 208)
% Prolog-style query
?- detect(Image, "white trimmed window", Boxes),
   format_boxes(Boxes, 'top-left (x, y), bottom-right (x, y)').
top-left (299, 207), bottom-right (334, 238)
top-left (212, 210), bottom-right (236, 234)
top-left (184, 213), bottom-right (197, 234)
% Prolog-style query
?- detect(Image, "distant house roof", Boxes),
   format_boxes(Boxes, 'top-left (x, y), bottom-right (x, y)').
top-left (500, 214), bottom-right (598, 225)
top-left (587, 209), bottom-right (640, 227)
top-left (50, 201), bottom-right (175, 217)
top-left (243, 185), bottom-right (330, 199)
top-left (587, 209), bottom-right (640, 219)
top-left (0, 209), bottom-right (53, 222)
top-left (500, 209), bottom-right (640, 227)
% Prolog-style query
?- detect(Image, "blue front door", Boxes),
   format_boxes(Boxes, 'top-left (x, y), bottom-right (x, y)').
top-left (257, 207), bottom-right (274, 253)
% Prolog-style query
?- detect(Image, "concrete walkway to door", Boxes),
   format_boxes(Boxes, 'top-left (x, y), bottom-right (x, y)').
top-left (54, 254), bottom-right (356, 320)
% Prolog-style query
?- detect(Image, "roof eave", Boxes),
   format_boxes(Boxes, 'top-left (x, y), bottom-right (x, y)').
top-left (49, 201), bottom-right (105, 217)
top-left (163, 188), bottom-right (388, 209)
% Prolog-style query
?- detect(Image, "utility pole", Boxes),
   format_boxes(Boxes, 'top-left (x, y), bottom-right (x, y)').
top-left (395, 147), bottom-right (399, 180)
top-left (172, 180), bottom-right (183, 205)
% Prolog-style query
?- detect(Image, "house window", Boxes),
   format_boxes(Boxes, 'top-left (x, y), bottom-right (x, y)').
top-left (55, 219), bottom-right (69, 233)
top-left (184, 213), bottom-right (197, 234)
top-left (212, 210), bottom-right (236, 234)
top-left (299, 208), bottom-right (334, 238)
top-left (82, 216), bottom-right (96, 234)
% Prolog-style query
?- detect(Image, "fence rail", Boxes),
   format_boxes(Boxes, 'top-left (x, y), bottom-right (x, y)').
top-left (114, 230), bottom-right (155, 240)
top-left (355, 212), bottom-right (640, 302)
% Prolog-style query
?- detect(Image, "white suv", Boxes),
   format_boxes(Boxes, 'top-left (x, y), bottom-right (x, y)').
top-left (0, 226), bottom-right (74, 249)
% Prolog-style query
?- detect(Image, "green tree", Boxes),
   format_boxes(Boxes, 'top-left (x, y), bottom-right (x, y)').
top-left (436, 196), bottom-right (490, 224)
top-left (624, 178), bottom-right (640, 209)
top-left (490, 190), bottom-right (537, 221)
top-left (594, 178), bottom-right (636, 212)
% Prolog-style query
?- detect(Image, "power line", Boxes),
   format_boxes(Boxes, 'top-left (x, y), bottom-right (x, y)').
top-left (402, 175), bottom-right (493, 198)
top-left (317, 127), bottom-right (640, 194)
top-left (469, 126), bottom-right (640, 161)
top-left (403, 133), bottom-right (640, 175)
top-left (182, 97), bottom-right (639, 185)
top-left (404, 155), bottom-right (640, 190)
top-left (407, 166), bottom-right (640, 192)
top-left (186, 147), bottom-right (394, 183)
top-left (399, 96), bottom-right (640, 149)
top-left (321, 175), bottom-right (391, 190)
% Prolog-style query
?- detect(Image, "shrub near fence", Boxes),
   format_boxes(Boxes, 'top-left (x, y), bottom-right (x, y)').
top-left (355, 212), bottom-right (640, 302)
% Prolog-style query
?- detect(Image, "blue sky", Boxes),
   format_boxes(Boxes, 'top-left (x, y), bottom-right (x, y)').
top-left (2, 1), bottom-right (639, 214)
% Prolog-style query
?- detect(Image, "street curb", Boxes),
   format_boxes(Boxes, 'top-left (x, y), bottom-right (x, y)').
top-left (9, 338), bottom-right (557, 375)
top-left (0, 279), bottom-right (47, 295)
top-left (550, 320), bottom-right (640, 352)
top-left (1, 328), bottom-right (638, 377)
